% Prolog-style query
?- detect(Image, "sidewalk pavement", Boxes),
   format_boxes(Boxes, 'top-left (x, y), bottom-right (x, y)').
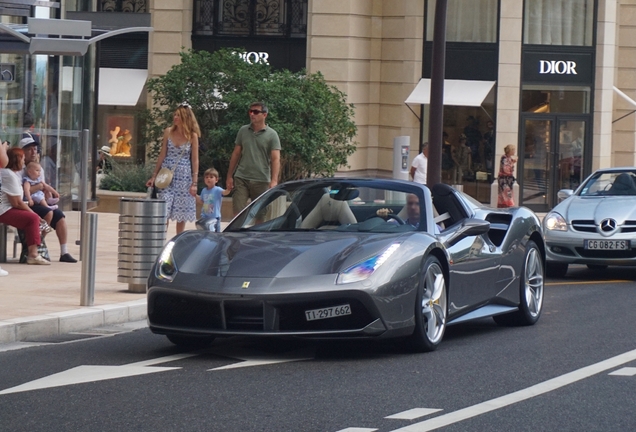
top-left (0, 210), bottom-right (199, 344)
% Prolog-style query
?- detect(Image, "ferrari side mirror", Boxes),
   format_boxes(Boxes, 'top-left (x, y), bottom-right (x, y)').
top-left (446, 218), bottom-right (490, 246)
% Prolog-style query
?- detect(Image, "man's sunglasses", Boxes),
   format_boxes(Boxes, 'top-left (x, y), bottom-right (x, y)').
top-left (248, 109), bottom-right (266, 115)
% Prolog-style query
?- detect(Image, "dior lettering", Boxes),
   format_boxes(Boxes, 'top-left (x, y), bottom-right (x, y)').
top-left (539, 60), bottom-right (577, 75)
top-left (233, 51), bottom-right (270, 65)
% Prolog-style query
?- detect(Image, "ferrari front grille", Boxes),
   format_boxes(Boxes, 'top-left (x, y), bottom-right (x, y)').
top-left (149, 293), bottom-right (223, 329)
top-left (149, 292), bottom-right (376, 334)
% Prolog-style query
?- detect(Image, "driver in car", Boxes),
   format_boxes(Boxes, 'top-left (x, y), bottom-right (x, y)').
top-left (376, 193), bottom-right (421, 228)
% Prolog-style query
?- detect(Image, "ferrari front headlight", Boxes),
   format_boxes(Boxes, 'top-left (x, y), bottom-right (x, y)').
top-left (544, 212), bottom-right (568, 231)
top-left (337, 243), bottom-right (401, 284)
top-left (156, 241), bottom-right (178, 281)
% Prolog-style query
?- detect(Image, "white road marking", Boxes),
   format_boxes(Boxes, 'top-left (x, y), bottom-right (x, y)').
top-left (0, 365), bottom-right (180, 395)
top-left (0, 342), bottom-right (51, 352)
top-left (0, 354), bottom-right (195, 395)
top-left (0, 345), bottom-right (315, 395)
top-left (335, 428), bottom-right (378, 432)
top-left (389, 348), bottom-right (636, 432)
top-left (208, 346), bottom-right (314, 371)
top-left (609, 367), bottom-right (636, 376)
top-left (127, 353), bottom-right (198, 367)
top-left (386, 408), bottom-right (442, 420)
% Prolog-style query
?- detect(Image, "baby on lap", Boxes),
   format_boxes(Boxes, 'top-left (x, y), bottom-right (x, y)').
top-left (23, 161), bottom-right (59, 210)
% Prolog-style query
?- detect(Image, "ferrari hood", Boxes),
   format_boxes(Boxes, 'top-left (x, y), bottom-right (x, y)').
top-left (560, 196), bottom-right (636, 223)
top-left (174, 231), bottom-right (407, 278)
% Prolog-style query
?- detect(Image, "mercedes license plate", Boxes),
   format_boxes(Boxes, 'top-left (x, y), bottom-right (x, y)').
top-left (305, 304), bottom-right (351, 321)
top-left (584, 240), bottom-right (629, 250)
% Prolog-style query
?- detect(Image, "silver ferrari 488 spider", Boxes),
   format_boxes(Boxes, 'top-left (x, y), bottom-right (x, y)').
top-left (544, 167), bottom-right (636, 277)
top-left (147, 179), bottom-right (545, 352)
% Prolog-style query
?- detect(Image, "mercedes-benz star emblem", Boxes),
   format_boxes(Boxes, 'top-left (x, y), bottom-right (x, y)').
top-left (599, 218), bottom-right (617, 232)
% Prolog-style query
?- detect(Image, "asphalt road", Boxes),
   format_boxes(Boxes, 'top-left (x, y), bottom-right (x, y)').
top-left (1, 265), bottom-right (635, 432)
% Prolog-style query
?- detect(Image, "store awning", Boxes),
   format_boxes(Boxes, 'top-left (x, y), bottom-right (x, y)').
top-left (405, 78), bottom-right (496, 106)
top-left (613, 86), bottom-right (636, 123)
top-left (98, 68), bottom-right (147, 106)
top-left (614, 86), bottom-right (636, 108)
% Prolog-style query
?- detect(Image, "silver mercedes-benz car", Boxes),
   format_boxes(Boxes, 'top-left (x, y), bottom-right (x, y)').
top-left (544, 167), bottom-right (636, 277)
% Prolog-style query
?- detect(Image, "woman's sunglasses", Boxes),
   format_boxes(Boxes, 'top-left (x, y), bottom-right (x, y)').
top-left (248, 109), bottom-right (266, 115)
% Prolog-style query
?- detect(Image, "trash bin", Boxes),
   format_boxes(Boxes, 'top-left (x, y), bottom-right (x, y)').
top-left (117, 198), bottom-right (167, 293)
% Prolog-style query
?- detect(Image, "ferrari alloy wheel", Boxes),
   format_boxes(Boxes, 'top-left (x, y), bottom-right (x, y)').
top-left (166, 334), bottom-right (215, 348)
top-left (494, 240), bottom-right (544, 326)
top-left (408, 256), bottom-right (447, 352)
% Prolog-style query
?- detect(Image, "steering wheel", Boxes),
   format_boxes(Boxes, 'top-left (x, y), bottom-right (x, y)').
top-left (366, 212), bottom-right (405, 225)
top-left (385, 213), bottom-right (405, 225)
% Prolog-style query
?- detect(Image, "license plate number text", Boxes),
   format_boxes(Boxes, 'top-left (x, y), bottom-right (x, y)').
top-left (584, 240), bottom-right (629, 250)
top-left (305, 304), bottom-right (351, 321)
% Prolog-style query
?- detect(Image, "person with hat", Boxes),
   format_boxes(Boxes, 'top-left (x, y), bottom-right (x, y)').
top-left (19, 136), bottom-right (77, 263)
top-left (97, 145), bottom-right (112, 174)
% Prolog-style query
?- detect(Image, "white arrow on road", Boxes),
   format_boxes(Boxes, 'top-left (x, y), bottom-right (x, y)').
top-left (208, 346), bottom-right (315, 371)
top-left (0, 353), bottom-right (196, 395)
top-left (0, 346), bottom-right (316, 395)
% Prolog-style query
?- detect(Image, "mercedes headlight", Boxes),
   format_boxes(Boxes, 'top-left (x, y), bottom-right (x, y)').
top-left (337, 243), bottom-right (401, 284)
top-left (156, 241), bottom-right (178, 281)
top-left (544, 212), bottom-right (567, 231)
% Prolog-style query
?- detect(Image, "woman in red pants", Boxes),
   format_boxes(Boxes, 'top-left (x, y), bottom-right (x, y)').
top-left (0, 147), bottom-right (50, 265)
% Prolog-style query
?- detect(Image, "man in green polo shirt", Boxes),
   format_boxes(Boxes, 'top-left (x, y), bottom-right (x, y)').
top-left (226, 101), bottom-right (281, 215)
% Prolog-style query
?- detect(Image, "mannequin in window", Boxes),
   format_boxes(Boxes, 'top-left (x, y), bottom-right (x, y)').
top-left (451, 134), bottom-right (472, 184)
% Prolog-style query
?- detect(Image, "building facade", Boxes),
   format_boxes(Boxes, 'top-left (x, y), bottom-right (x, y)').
top-left (3, 0), bottom-right (636, 212)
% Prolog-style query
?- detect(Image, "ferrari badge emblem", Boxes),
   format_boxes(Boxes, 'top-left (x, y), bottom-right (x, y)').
top-left (242, 281), bottom-right (250, 289)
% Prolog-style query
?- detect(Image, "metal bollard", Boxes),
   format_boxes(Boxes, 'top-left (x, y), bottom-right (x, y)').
top-left (80, 213), bottom-right (98, 306)
top-left (0, 224), bottom-right (6, 263)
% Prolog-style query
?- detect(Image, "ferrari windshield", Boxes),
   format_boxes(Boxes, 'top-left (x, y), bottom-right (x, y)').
top-left (226, 180), bottom-right (428, 233)
top-left (579, 170), bottom-right (636, 196)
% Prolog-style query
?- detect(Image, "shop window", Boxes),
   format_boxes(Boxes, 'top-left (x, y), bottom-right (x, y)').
top-left (523, 0), bottom-right (594, 46)
top-left (104, 114), bottom-right (136, 160)
top-left (426, 0), bottom-right (498, 43)
top-left (98, 0), bottom-right (147, 13)
top-left (437, 105), bottom-right (496, 203)
top-left (522, 85), bottom-right (590, 114)
top-left (193, 0), bottom-right (307, 37)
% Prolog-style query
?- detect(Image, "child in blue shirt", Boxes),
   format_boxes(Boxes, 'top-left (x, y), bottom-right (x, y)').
top-left (195, 168), bottom-right (230, 232)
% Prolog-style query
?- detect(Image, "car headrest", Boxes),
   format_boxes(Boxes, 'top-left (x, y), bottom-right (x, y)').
top-left (431, 183), bottom-right (455, 197)
top-left (609, 173), bottom-right (636, 195)
top-left (331, 187), bottom-right (359, 201)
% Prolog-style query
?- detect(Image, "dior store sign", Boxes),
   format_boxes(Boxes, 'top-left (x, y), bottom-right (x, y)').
top-left (523, 51), bottom-right (592, 84)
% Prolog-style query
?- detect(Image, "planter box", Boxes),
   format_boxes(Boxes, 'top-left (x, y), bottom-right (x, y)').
top-left (95, 189), bottom-right (234, 221)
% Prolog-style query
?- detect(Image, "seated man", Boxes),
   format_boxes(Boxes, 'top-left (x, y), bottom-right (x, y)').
top-left (378, 193), bottom-right (421, 228)
top-left (377, 193), bottom-right (445, 233)
top-left (19, 137), bottom-right (77, 262)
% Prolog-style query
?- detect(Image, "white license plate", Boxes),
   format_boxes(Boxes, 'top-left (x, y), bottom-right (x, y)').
top-left (305, 304), bottom-right (351, 321)
top-left (584, 240), bottom-right (629, 250)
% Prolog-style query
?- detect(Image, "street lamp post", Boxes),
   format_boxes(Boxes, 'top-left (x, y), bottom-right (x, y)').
top-left (427, 0), bottom-right (447, 186)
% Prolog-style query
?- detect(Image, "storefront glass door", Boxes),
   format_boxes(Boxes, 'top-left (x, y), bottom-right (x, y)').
top-left (520, 117), bottom-right (588, 211)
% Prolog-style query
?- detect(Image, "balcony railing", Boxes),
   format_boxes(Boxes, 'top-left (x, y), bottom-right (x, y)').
top-left (193, 0), bottom-right (307, 38)
top-left (98, 0), bottom-right (147, 13)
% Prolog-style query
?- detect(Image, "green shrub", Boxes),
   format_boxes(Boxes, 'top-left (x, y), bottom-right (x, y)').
top-left (143, 49), bottom-right (357, 186)
top-left (99, 160), bottom-right (153, 193)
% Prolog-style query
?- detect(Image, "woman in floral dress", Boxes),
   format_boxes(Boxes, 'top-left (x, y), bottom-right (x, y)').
top-left (147, 103), bottom-right (200, 235)
top-left (497, 144), bottom-right (517, 208)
